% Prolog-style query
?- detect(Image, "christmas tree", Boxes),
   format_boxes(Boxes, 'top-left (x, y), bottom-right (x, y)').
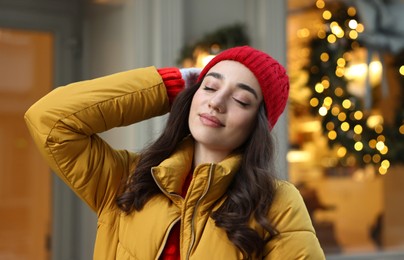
top-left (305, 1), bottom-right (404, 174)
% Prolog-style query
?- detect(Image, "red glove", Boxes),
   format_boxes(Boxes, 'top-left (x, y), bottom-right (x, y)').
top-left (157, 67), bottom-right (201, 104)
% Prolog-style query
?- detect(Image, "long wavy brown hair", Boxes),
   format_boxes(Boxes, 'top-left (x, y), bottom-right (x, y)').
top-left (116, 81), bottom-right (279, 258)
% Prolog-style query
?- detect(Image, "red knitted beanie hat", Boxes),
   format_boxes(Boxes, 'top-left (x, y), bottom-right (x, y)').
top-left (198, 45), bottom-right (289, 129)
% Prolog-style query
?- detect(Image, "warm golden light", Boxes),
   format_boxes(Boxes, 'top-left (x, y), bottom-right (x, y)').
top-left (376, 141), bottom-right (385, 151)
top-left (369, 139), bottom-right (377, 149)
top-left (347, 7), bottom-right (357, 16)
top-left (337, 146), bottom-right (347, 157)
top-left (375, 124), bottom-right (383, 134)
top-left (381, 159), bottom-right (390, 169)
top-left (367, 115), bottom-right (383, 128)
top-left (316, 0), bottom-right (325, 9)
top-left (349, 30), bottom-right (358, 39)
top-left (320, 53), bottom-right (329, 62)
top-left (345, 59), bottom-right (383, 86)
top-left (354, 124), bottom-right (363, 134)
top-left (327, 34), bottom-right (337, 43)
top-left (370, 60), bottom-right (383, 78)
top-left (310, 97), bottom-right (319, 107)
top-left (287, 150), bottom-right (312, 163)
top-left (300, 121), bottom-right (322, 132)
top-left (400, 65), bottom-right (404, 75)
top-left (315, 83), bottom-right (324, 93)
top-left (334, 87), bottom-right (344, 96)
top-left (192, 48), bottom-right (208, 68)
top-left (337, 58), bottom-right (346, 67)
top-left (323, 10), bottom-right (332, 20)
top-left (341, 122), bottom-right (350, 131)
top-left (379, 166), bottom-right (387, 175)
top-left (331, 22), bottom-right (344, 38)
top-left (354, 141), bottom-right (363, 151)
top-left (356, 23), bottom-right (364, 33)
top-left (331, 106), bottom-right (340, 116)
top-left (338, 112), bottom-right (347, 121)
top-left (345, 63), bottom-right (367, 79)
top-left (326, 122), bottom-right (335, 130)
top-left (377, 135), bottom-right (385, 142)
top-left (297, 28), bottom-right (310, 38)
top-left (324, 97), bottom-right (333, 107)
top-left (399, 124), bottom-right (404, 134)
top-left (354, 111), bottom-right (363, 120)
top-left (328, 130), bottom-right (337, 140)
top-left (342, 99), bottom-right (352, 109)
top-left (201, 55), bottom-right (215, 67)
top-left (335, 67), bottom-right (345, 77)
top-left (321, 78), bottom-right (330, 88)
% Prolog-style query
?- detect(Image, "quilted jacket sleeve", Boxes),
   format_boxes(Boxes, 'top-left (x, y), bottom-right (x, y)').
top-left (24, 66), bottom-right (171, 214)
top-left (264, 181), bottom-right (326, 259)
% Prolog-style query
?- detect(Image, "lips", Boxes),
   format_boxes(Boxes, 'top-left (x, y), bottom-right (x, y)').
top-left (199, 113), bottom-right (225, 127)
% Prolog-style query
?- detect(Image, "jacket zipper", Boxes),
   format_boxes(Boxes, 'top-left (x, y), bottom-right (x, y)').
top-left (151, 169), bottom-right (183, 259)
top-left (155, 217), bottom-right (181, 260)
top-left (185, 163), bottom-right (214, 260)
top-left (151, 168), bottom-right (183, 201)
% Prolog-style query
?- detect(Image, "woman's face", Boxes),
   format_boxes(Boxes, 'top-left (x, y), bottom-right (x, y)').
top-left (189, 60), bottom-right (263, 155)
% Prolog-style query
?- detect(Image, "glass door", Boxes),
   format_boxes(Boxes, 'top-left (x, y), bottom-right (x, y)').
top-left (0, 27), bottom-right (53, 260)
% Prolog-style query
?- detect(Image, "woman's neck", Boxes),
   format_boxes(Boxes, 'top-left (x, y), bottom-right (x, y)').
top-left (192, 142), bottom-right (229, 168)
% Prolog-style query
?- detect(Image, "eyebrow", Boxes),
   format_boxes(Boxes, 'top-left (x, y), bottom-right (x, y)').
top-left (205, 72), bottom-right (259, 99)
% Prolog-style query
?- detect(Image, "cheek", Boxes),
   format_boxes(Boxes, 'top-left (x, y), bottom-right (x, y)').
top-left (229, 111), bottom-right (257, 137)
top-left (189, 95), bottom-right (199, 115)
top-left (189, 90), bottom-right (201, 108)
top-left (188, 96), bottom-right (199, 127)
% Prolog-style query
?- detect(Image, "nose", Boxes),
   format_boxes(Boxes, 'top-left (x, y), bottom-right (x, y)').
top-left (208, 93), bottom-right (226, 113)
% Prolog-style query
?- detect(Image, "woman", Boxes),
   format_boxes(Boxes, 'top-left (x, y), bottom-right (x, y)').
top-left (25, 46), bottom-right (325, 259)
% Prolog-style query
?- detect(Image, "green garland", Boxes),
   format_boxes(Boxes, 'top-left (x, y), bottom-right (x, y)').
top-left (177, 24), bottom-right (249, 65)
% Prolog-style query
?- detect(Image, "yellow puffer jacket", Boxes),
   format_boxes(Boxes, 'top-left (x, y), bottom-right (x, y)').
top-left (24, 66), bottom-right (325, 259)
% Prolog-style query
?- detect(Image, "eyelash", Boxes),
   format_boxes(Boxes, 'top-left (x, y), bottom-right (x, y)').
top-left (203, 86), bottom-right (250, 107)
top-left (203, 86), bottom-right (215, 91)
top-left (234, 98), bottom-right (249, 107)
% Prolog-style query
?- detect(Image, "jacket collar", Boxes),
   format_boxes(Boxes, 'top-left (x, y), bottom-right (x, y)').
top-left (151, 136), bottom-right (241, 206)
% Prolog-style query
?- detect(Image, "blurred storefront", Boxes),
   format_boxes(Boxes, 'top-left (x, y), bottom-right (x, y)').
top-left (287, 0), bottom-right (404, 258)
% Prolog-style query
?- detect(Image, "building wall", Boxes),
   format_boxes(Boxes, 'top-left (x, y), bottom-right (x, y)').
top-left (183, 0), bottom-right (246, 43)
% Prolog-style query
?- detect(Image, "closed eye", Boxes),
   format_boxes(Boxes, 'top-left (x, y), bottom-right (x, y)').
top-left (233, 98), bottom-right (249, 107)
top-left (203, 86), bottom-right (216, 91)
